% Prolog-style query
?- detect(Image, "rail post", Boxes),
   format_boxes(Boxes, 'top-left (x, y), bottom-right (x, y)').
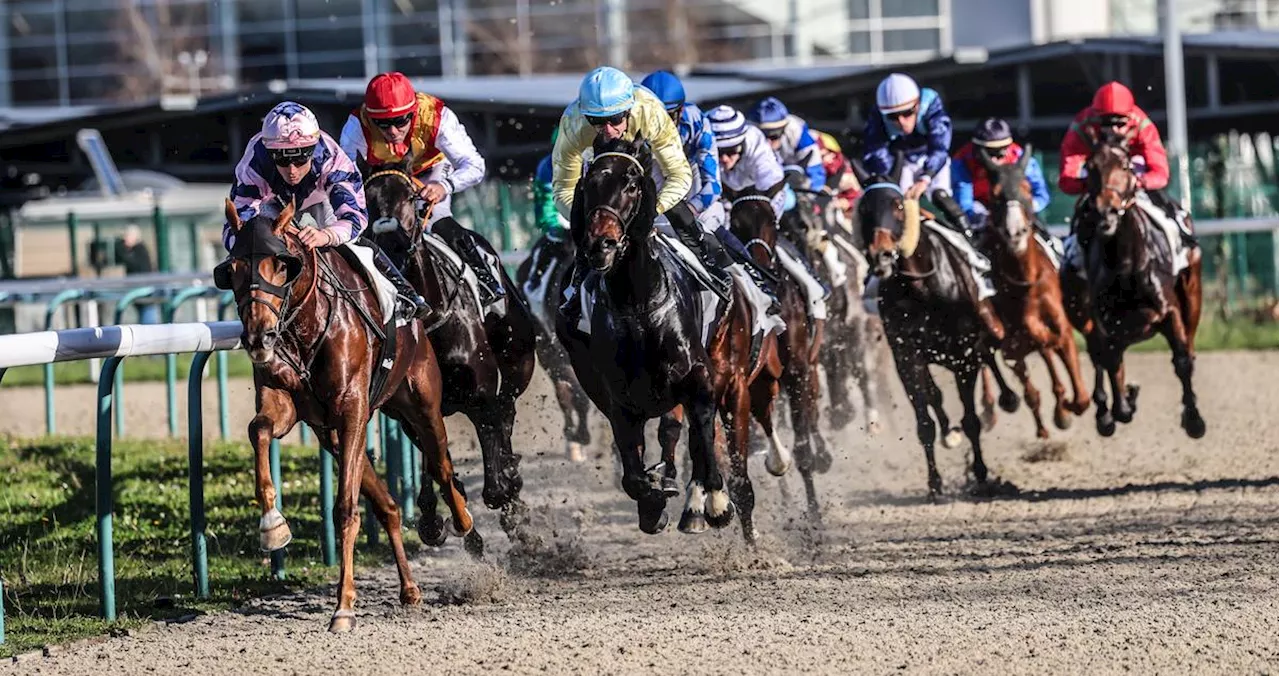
top-left (383, 415), bottom-right (402, 515)
top-left (320, 447), bottom-right (336, 566)
top-left (364, 424), bottom-right (379, 547)
top-left (217, 292), bottom-right (235, 440)
top-left (96, 356), bottom-right (124, 621)
top-left (269, 439), bottom-right (285, 579)
top-left (188, 218), bottom-right (201, 271)
top-left (67, 212), bottom-right (80, 277)
top-left (43, 288), bottom-right (87, 435)
top-left (187, 351), bottom-right (212, 598)
top-left (153, 205), bottom-right (171, 273)
top-left (111, 286), bottom-right (158, 437)
top-left (166, 286), bottom-right (213, 437)
top-left (399, 426), bottom-right (414, 521)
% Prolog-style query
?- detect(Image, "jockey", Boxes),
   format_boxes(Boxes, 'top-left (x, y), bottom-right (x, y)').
top-left (339, 71), bottom-right (505, 304)
top-left (952, 117), bottom-right (1052, 239)
top-left (640, 69), bottom-right (780, 308)
top-left (552, 66), bottom-right (734, 318)
top-left (815, 131), bottom-right (861, 212)
top-left (863, 73), bottom-right (971, 238)
top-left (747, 97), bottom-right (826, 192)
top-left (709, 104), bottom-right (829, 311)
top-left (533, 126), bottom-right (570, 245)
top-left (1059, 81), bottom-right (1196, 246)
top-left (225, 101), bottom-right (428, 319)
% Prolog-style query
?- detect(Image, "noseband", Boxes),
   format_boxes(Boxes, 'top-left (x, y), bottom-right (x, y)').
top-left (586, 151), bottom-right (646, 259)
top-left (368, 168), bottom-right (429, 256)
top-left (860, 181), bottom-right (936, 279)
top-left (236, 227), bottom-right (317, 341)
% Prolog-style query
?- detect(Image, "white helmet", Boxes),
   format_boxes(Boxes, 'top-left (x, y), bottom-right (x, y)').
top-left (876, 73), bottom-right (921, 114)
top-left (261, 101), bottom-right (321, 150)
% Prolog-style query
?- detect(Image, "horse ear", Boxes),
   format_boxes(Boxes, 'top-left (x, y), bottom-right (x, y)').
top-left (355, 152), bottom-right (371, 179)
top-left (275, 199), bottom-right (296, 236)
top-left (976, 147), bottom-right (999, 173)
top-left (1017, 144), bottom-right (1033, 171)
top-left (224, 198), bottom-right (242, 232)
top-left (399, 139), bottom-right (419, 173)
top-left (849, 156), bottom-right (872, 187)
top-left (889, 149), bottom-right (906, 186)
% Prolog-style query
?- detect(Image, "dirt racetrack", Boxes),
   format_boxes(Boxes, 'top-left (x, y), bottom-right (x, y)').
top-left (3, 350), bottom-right (1277, 674)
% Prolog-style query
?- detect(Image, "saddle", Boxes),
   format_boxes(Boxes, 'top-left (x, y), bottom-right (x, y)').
top-left (921, 220), bottom-right (996, 300)
top-left (420, 232), bottom-right (509, 318)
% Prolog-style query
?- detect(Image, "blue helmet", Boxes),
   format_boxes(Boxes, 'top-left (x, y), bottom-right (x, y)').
top-left (578, 66), bottom-right (635, 118)
top-left (749, 97), bottom-right (789, 130)
top-left (640, 70), bottom-right (685, 112)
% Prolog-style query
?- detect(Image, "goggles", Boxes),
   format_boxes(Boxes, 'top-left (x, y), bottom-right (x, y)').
top-left (586, 112), bottom-right (628, 127)
top-left (372, 113), bottom-right (414, 129)
top-left (269, 146), bottom-right (315, 167)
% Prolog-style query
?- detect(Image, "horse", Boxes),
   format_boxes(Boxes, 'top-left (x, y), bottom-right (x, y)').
top-left (852, 157), bottom-right (1013, 498)
top-left (555, 134), bottom-right (784, 543)
top-left (974, 149), bottom-right (1090, 438)
top-left (1060, 132), bottom-right (1205, 438)
top-left (786, 184), bottom-right (887, 436)
top-left (727, 184), bottom-right (829, 518)
top-left (363, 160), bottom-right (538, 542)
top-left (516, 234), bottom-right (594, 462)
top-left (216, 199), bottom-right (471, 632)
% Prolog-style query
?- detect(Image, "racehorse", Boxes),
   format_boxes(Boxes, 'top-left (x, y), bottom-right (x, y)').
top-left (787, 185), bottom-right (887, 436)
top-left (555, 135), bottom-right (784, 543)
top-left (363, 159), bottom-right (538, 541)
top-left (516, 234), bottom-right (593, 462)
top-left (1060, 132), bottom-right (1205, 438)
top-left (727, 185), bottom-right (829, 518)
top-left (852, 157), bottom-right (1012, 498)
top-left (975, 149), bottom-right (1090, 438)
top-left (216, 200), bottom-right (471, 632)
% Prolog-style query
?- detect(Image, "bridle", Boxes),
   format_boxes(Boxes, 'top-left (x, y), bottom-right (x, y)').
top-left (367, 168), bottom-right (430, 257)
top-left (730, 193), bottom-right (777, 265)
top-left (585, 151), bottom-right (646, 263)
top-left (236, 223), bottom-right (319, 343)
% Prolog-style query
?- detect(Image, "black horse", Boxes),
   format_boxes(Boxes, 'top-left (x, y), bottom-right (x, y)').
top-left (363, 159), bottom-right (538, 539)
top-left (853, 157), bottom-right (1015, 498)
top-left (556, 135), bottom-right (772, 541)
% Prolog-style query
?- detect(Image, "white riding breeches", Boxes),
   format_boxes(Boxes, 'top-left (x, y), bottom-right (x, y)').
top-left (897, 156), bottom-right (952, 195)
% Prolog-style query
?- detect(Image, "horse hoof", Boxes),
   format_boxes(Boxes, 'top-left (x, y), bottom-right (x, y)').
top-left (1113, 406), bottom-right (1134, 424)
top-left (814, 449), bottom-right (834, 474)
top-left (638, 509), bottom-right (669, 535)
top-left (980, 409), bottom-right (997, 432)
top-left (463, 529), bottom-right (485, 560)
top-left (1054, 409), bottom-right (1072, 430)
top-left (401, 584), bottom-right (423, 606)
top-left (941, 429), bottom-right (964, 449)
top-left (482, 486), bottom-right (511, 511)
top-left (765, 453), bottom-right (791, 477)
top-left (678, 510), bottom-right (708, 534)
top-left (1182, 410), bottom-right (1206, 439)
top-left (258, 509), bottom-right (292, 552)
top-left (566, 441), bottom-right (586, 463)
top-left (661, 476), bottom-right (681, 497)
top-left (1125, 383), bottom-right (1141, 407)
top-left (417, 516), bottom-right (449, 547)
top-left (1097, 416), bottom-right (1116, 437)
top-left (328, 610), bottom-right (357, 633)
top-left (449, 508), bottom-right (474, 537)
top-left (705, 490), bottom-right (736, 529)
top-left (998, 391), bottom-right (1020, 413)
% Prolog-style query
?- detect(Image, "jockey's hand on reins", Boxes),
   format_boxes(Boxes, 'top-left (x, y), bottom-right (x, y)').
top-left (297, 224), bottom-right (337, 250)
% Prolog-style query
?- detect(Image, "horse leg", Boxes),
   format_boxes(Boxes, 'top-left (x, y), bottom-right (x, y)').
top-left (926, 376), bottom-right (963, 450)
top-left (806, 356), bottom-right (832, 474)
top-left (895, 352), bottom-right (943, 498)
top-left (356, 450), bottom-right (421, 606)
top-left (722, 376), bottom-right (758, 543)
top-left (612, 411), bottom-right (668, 535)
top-left (983, 352), bottom-right (1020, 413)
top-left (328, 407), bottom-right (371, 633)
top-left (1011, 357), bottom-right (1048, 439)
top-left (979, 366), bottom-right (998, 431)
top-left (955, 367), bottom-right (990, 487)
top-left (1160, 311), bottom-right (1206, 438)
top-left (1038, 347), bottom-right (1071, 430)
top-left (471, 400), bottom-right (521, 511)
top-left (249, 387), bottom-right (297, 552)
top-left (396, 366), bottom-right (474, 547)
top-left (657, 406), bottom-right (684, 497)
top-left (682, 382), bottom-right (734, 533)
top-left (854, 319), bottom-right (882, 435)
top-left (1108, 357), bottom-right (1137, 424)
top-left (1084, 329), bottom-right (1116, 436)
top-left (823, 339), bottom-right (855, 430)
top-left (553, 376), bottom-right (587, 462)
top-left (749, 372), bottom-right (791, 477)
top-left (783, 362), bottom-right (823, 519)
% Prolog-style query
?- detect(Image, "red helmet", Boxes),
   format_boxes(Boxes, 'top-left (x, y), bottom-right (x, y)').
top-left (1091, 82), bottom-right (1136, 117)
top-left (364, 72), bottom-right (417, 119)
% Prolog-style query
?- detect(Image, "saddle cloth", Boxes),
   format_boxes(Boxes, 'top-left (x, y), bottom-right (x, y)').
top-left (1035, 231), bottom-right (1063, 271)
top-left (521, 237), bottom-right (566, 329)
top-left (922, 220), bottom-right (996, 301)
top-left (775, 239), bottom-right (830, 321)
top-left (295, 213), bottom-right (396, 322)
top-left (421, 232), bottom-right (509, 318)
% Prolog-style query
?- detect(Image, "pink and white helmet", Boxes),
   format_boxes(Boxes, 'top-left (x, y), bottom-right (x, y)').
top-left (261, 102), bottom-right (321, 150)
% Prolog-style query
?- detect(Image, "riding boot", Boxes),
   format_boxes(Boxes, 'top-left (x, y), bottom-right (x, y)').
top-left (558, 253), bottom-right (589, 327)
top-left (371, 246), bottom-right (430, 320)
top-left (691, 231), bottom-right (736, 300)
top-left (930, 189), bottom-right (974, 240)
top-left (713, 226), bottom-right (781, 311)
top-left (454, 231), bottom-right (507, 306)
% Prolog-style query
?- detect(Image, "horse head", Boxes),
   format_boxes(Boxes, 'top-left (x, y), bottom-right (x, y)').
top-left (365, 142), bottom-right (424, 269)
top-left (979, 146), bottom-right (1036, 255)
top-left (218, 198), bottom-right (307, 363)
top-left (725, 183), bottom-right (781, 271)
top-left (853, 153), bottom-right (921, 279)
top-left (577, 134), bottom-right (656, 273)
top-left (1085, 129), bottom-right (1138, 238)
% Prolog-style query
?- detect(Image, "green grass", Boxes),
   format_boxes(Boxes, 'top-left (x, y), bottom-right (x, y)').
top-left (0, 436), bottom-right (398, 657)
top-left (1072, 315), bottom-right (1278, 354)
top-left (1, 352), bottom-right (256, 387)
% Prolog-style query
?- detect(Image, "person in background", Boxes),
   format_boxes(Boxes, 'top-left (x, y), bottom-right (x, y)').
top-left (119, 224), bottom-right (160, 323)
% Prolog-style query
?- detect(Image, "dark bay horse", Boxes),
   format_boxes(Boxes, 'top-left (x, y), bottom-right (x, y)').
top-left (975, 149), bottom-right (1090, 438)
top-left (217, 200), bottom-right (470, 632)
top-left (727, 186), bottom-right (829, 518)
top-left (556, 135), bottom-right (782, 543)
top-left (364, 164), bottom-right (537, 538)
top-left (516, 234), bottom-right (593, 462)
top-left (1061, 134), bottom-right (1205, 438)
top-left (853, 159), bottom-right (1012, 498)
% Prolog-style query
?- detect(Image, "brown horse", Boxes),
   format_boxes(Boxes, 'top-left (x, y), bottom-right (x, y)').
top-left (556, 135), bottom-right (783, 543)
top-left (727, 186), bottom-right (829, 518)
top-left (1061, 133), bottom-right (1205, 438)
top-left (217, 199), bottom-right (471, 632)
top-left (975, 149), bottom-right (1090, 438)
top-left (364, 165), bottom-right (538, 544)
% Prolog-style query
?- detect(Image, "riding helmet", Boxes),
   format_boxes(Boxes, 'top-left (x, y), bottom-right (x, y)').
top-left (261, 102), bottom-right (320, 150)
top-left (707, 105), bottom-right (748, 149)
top-left (749, 97), bottom-right (790, 131)
top-left (1091, 81), bottom-right (1136, 117)
top-left (876, 73), bottom-right (920, 113)
top-left (972, 118), bottom-right (1013, 149)
top-left (578, 66), bottom-right (636, 118)
top-left (364, 72), bottom-right (418, 119)
top-left (640, 70), bottom-right (686, 112)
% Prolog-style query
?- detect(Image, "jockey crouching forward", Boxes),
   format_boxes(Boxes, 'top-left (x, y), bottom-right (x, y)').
top-left (340, 71), bottom-right (505, 305)
top-left (953, 117), bottom-right (1055, 243)
top-left (864, 73), bottom-right (972, 239)
top-left (553, 66), bottom-right (736, 321)
top-left (222, 101), bottom-right (428, 320)
top-left (707, 105), bottom-right (829, 320)
top-left (640, 69), bottom-right (782, 313)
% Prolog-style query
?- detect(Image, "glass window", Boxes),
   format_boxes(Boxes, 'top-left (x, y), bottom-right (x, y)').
top-left (849, 30), bottom-right (871, 54)
top-left (882, 0), bottom-right (940, 18)
top-left (1218, 57), bottom-right (1278, 105)
top-left (7, 4), bottom-right (60, 104)
top-left (389, 6), bottom-right (444, 76)
top-left (238, 0), bottom-right (287, 83)
top-left (849, 0), bottom-right (870, 19)
top-left (882, 28), bottom-right (940, 52)
top-left (294, 0), bottom-right (364, 79)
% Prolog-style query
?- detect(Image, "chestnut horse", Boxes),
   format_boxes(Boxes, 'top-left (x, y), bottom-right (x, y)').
top-left (364, 163), bottom-right (538, 545)
top-left (975, 149), bottom-right (1090, 438)
top-left (1061, 134), bottom-right (1205, 438)
top-left (556, 135), bottom-right (783, 543)
top-left (216, 200), bottom-right (471, 633)
top-left (727, 186), bottom-right (829, 518)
